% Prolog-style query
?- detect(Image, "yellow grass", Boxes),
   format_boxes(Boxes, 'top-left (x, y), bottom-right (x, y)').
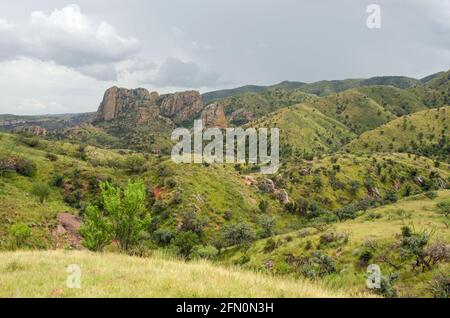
top-left (0, 250), bottom-right (356, 298)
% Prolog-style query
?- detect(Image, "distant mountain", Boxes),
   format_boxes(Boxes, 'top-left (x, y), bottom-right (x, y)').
top-left (202, 75), bottom-right (423, 104)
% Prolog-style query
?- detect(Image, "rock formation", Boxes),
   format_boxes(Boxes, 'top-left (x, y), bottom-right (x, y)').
top-left (96, 87), bottom-right (160, 122)
top-left (201, 102), bottom-right (227, 129)
top-left (159, 91), bottom-right (204, 125)
top-left (95, 87), bottom-right (204, 126)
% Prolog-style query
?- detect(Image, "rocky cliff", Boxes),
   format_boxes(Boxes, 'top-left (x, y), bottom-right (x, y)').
top-left (96, 87), bottom-right (160, 122)
top-left (201, 102), bottom-right (227, 129)
top-left (96, 87), bottom-right (204, 126)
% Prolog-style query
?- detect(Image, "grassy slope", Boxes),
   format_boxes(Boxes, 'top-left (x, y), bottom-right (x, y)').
top-left (355, 86), bottom-right (427, 116)
top-left (0, 250), bottom-right (355, 298)
top-left (220, 190), bottom-right (450, 297)
top-left (349, 106), bottom-right (450, 161)
top-left (308, 90), bottom-right (397, 134)
top-left (218, 89), bottom-right (318, 125)
top-left (276, 152), bottom-right (449, 209)
top-left (0, 133), bottom-right (296, 247)
top-left (247, 104), bottom-right (356, 155)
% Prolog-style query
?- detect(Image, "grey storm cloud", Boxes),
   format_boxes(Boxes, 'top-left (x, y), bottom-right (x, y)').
top-left (152, 57), bottom-right (221, 88)
top-left (0, 0), bottom-right (448, 115)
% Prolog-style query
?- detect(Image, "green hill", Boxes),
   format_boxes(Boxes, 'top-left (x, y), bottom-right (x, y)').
top-left (246, 104), bottom-right (355, 155)
top-left (220, 190), bottom-right (450, 297)
top-left (355, 86), bottom-right (427, 116)
top-left (349, 107), bottom-right (450, 162)
top-left (308, 90), bottom-right (397, 134)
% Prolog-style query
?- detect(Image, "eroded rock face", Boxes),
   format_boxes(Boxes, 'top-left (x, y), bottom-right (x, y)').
top-left (230, 109), bottom-right (255, 126)
top-left (159, 91), bottom-right (204, 125)
top-left (96, 87), bottom-right (160, 122)
top-left (202, 102), bottom-right (227, 129)
top-left (13, 125), bottom-right (48, 136)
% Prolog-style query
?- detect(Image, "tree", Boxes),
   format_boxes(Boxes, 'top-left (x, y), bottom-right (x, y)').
top-left (103, 180), bottom-right (149, 251)
top-left (172, 231), bottom-right (199, 257)
top-left (79, 205), bottom-right (112, 251)
top-left (222, 222), bottom-right (256, 247)
top-left (80, 180), bottom-right (150, 252)
top-left (31, 182), bottom-right (51, 203)
top-left (259, 215), bottom-right (275, 238)
top-left (9, 223), bottom-right (31, 248)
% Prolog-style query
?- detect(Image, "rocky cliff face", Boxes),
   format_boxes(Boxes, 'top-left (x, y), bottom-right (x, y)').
top-left (202, 102), bottom-right (227, 129)
top-left (96, 87), bottom-right (204, 126)
top-left (159, 91), bottom-right (204, 125)
top-left (96, 87), bottom-right (160, 122)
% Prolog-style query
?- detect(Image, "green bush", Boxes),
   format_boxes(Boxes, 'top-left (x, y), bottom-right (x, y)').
top-left (14, 158), bottom-right (37, 177)
top-left (436, 200), bottom-right (450, 217)
top-left (258, 215), bottom-right (275, 238)
top-left (79, 205), bottom-right (112, 251)
top-left (153, 228), bottom-right (174, 246)
top-left (222, 222), bottom-right (256, 247)
top-left (427, 273), bottom-right (450, 298)
top-left (80, 180), bottom-right (150, 252)
top-left (8, 223), bottom-right (32, 248)
top-left (258, 200), bottom-right (269, 213)
top-left (165, 177), bottom-right (177, 189)
top-left (31, 182), bottom-right (51, 203)
top-left (190, 245), bottom-right (219, 260)
top-left (45, 152), bottom-right (58, 161)
top-left (125, 155), bottom-right (147, 173)
top-left (172, 231), bottom-right (199, 257)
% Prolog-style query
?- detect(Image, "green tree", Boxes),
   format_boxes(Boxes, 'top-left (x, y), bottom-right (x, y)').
top-left (222, 222), bottom-right (256, 247)
top-left (80, 180), bottom-right (150, 252)
top-left (79, 205), bottom-right (112, 251)
top-left (31, 182), bottom-right (51, 203)
top-left (9, 223), bottom-right (32, 248)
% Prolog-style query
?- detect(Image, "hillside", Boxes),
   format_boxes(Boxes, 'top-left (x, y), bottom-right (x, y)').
top-left (349, 106), bottom-right (450, 162)
top-left (217, 89), bottom-right (318, 126)
top-left (220, 190), bottom-right (450, 297)
top-left (0, 250), bottom-right (354, 297)
top-left (308, 90), bottom-right (396, 134)
top-left (246, 104), bottom-right (355, 156)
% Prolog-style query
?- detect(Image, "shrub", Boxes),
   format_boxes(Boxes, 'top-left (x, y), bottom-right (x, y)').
top-left (125, 155), bottom-right (147, 173)
top-left (259, 200), bottom-right (269, 213)
top-left (177, 211), bottom-right (208, 237)
top-left (45, 152), bottom-right (58, 161)
top-left (334, 204), bottom-right (358, 221)
top-left (376, 274), bottom-right (398, 298)
top-left (436, 200), bottom-right (450, 217)
top-left (172, 231), bottom-right (199, 257)
top-left (80, 180), bottom-right (150, 252)
top-left (21, 136), bottom-right (40, 148)
top-left (165, 177), bottom-right (177, 189)
top-left (427, 273), bottom-right (450, 298)
top-left (31, 182), bottom-right (51, 203)
top-left (383, 191), bottom-right (398, 203)
top-left (425, 191), bottom-right (438, 199)
top-left (222, 222), bottom-right (256, 247)
top-left (9, 223), bottom-right (32, 248)
top-left (153, 228), bottom-right (174, 246)
top-left (258, 215), bottom-right (275, 238)
top-left (190, 245), bottom-right (219, 260)
top-left (263, 238), bottom-right (278, 253)
top-left (14, 158), bottom-right (37, 177)
top-left (79, 205), bottom-right (112, 251)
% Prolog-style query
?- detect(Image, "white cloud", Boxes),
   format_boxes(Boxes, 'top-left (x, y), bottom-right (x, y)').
top-left (0, 58), bottom-right (110, 115)
top-left (0, 5), bottom-right (140, 80)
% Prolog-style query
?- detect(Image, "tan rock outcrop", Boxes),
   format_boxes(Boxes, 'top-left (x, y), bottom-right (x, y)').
top-left (159, 91), bottom-right (204, 124)
top-left (201, 102), bottom-right (227, 129)
top-left (96, 87), bottom-right (160, 122)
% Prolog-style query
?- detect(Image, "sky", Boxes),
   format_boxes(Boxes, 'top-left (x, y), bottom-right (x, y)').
top-left (0, 0), bottom-right (448, 115)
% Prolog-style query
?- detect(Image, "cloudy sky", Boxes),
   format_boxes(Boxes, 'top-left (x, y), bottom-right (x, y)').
top-left (0, 0), bottom-right (448, 115)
